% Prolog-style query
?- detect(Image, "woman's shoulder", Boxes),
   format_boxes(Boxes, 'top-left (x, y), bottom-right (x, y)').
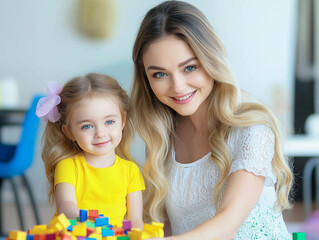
top-left (229, 124), bottom-right (274, 140)
top-left (228, 124), bottom-right (275, 151)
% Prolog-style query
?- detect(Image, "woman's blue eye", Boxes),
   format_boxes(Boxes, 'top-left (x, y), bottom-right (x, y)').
top-left (153, 72), bottom-right (166, 78)
top-left (82, 125), bottom-right (91, 129)
top-left (106, 120), bottom-right (115, 125)
top-left (185, 65), bottom-right (196, 72)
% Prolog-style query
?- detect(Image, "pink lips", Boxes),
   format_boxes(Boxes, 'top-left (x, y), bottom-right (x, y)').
top-left (171, 90), bottom-right (196, 104)
top-left (94, 141), bottom-right (110, 147)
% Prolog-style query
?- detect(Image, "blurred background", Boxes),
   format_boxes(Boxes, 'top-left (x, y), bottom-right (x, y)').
top-left (1, 0), bottom-right (318, 235)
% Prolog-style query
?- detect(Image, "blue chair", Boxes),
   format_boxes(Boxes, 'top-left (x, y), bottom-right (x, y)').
top-left (0, 95), bottom-right (42, 235)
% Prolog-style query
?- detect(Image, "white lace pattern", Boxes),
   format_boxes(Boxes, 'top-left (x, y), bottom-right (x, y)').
top-left (165, 124), bottom-right (291, 239)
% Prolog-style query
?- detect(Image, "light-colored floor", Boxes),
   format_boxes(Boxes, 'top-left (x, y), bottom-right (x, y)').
top-left (1, 202), bottom-right (55, 235)
top-left (1, 201), bottom-right (315, 236)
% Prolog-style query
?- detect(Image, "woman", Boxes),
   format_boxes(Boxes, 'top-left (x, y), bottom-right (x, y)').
top-left (130, 1), bottom-right (293, 239)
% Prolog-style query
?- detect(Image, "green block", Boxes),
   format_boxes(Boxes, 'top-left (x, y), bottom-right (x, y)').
top-left (117, 236), bottom-right (129, 240)
top-left (86, 221), bottom-right (96, 228)
top-left (292, 232), bottom-right (305, 240)
top-left (69, 219), bottom-right (77, 226)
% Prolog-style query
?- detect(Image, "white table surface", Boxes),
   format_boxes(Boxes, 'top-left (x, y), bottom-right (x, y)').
top-left (284, 135), bottom-right (319, 157)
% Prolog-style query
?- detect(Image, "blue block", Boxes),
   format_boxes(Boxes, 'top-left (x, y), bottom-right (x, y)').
top-left (27, 235), bottom-right (34, 240)
top-left (79, 209), bottom-right (88, 222)
top-left (101, 229), bottom-right (114, 237)
top-left (95, 217), bottom-right (109, 226)
top-left (67, 225), bottom-right (73, 231)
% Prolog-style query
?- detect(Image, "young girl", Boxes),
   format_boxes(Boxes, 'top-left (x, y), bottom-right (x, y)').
top-left (36, 73), bottom-right (145, 229)
top-left (130, 1), bottom-right (293, 239)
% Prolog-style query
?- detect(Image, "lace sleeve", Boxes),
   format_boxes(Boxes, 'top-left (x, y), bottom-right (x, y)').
top-left (228, 124), bottom-right (277, 186)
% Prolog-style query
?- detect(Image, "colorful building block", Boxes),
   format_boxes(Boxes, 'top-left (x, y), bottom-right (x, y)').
top-left (9, 231), bottom-right (27, 240)
top-left (95, 217), bottom-right (109, 227)
top-left (79, 209), bottom-right (88, 222)
top-left (71, 223), bottom-right (87, 237)
top-left (122, 220), bottom-right (131, 232)
top-left (102, 237), bottom-right (116, 240)
top-left (88, 210), bottom-right (99, 221)
top-left (6, 210), bottom-right (165, 240)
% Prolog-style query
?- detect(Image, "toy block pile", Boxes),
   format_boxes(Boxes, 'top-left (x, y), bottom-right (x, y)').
top-left (6, 209), bottom-right (164, 240)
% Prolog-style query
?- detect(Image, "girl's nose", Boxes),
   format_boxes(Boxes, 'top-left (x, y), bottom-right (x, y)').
top-left (95, 126), bottom-right (107, 138)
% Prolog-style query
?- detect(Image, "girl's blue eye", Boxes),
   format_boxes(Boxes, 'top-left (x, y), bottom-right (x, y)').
top-left (82, 125), bottom-right (91, 129)
top-left (153, 72), bottom-right (166, 78)
top-left (106, 120), bottom-right (115, 125)
top-left (185, 65), bottom-right (196, 72)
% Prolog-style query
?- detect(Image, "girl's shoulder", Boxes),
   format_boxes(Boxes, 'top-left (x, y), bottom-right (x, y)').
top-left (116, 155), bottom-right (142, 173)
top-left (56, 154), bottom-right (83, 168)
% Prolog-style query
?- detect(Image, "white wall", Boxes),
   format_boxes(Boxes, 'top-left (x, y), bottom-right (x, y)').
top-left (0, 0), bottom-right (297, 203)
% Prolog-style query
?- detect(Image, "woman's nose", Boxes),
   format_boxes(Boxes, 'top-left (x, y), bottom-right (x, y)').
top-left (171, 74), bottom-right (186, 93)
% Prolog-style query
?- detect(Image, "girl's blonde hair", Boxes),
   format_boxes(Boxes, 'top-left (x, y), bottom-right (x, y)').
top-left (131, 0), bottom-right (293, 223)
top-left (42, 73), bottom-right (134, 204)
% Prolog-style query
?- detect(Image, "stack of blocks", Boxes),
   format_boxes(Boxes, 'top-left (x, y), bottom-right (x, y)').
top-left (6, 209), bottom-right (164, 240)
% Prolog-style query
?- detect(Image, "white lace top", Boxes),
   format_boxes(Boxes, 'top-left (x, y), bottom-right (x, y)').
top-left (165, 124), bottom-right (291, 239)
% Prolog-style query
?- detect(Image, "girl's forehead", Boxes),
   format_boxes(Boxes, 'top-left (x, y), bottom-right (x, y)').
top-left (67, 93), bottom-right (120, 117)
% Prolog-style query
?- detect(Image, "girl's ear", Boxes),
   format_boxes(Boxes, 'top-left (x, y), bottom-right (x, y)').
top-left (62, 125), bottom-right (75, 141)
top-left (121, 112), bottom-right (127, 130)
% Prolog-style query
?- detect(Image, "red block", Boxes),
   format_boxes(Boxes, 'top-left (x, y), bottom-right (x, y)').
top-left (34, 235), bottom-right (46, 240)
top-left (112, 228), bottom-right (124, 236)
top-left (86, 227), bottom-right (94, 237)
top-left (88, 210), bottom-right (99, 221)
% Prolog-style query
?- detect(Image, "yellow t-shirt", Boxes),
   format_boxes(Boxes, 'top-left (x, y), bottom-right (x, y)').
top-left (54, 154), bottom-right (145, 227)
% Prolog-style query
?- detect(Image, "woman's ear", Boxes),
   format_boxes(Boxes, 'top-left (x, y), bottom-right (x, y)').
top-left (121, 112), bottom-right (127, 130)
top-left (62, 125), bottom-right (75, 141)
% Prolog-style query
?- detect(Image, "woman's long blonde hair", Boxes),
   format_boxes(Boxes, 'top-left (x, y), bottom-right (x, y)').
top-left (130, 0), bottom-right (293, 223)
top-left (42, 73), bottom-right (134, 204)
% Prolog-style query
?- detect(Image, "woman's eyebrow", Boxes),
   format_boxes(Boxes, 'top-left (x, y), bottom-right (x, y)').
top-left (178, 57), bottom-right (197, 67)
top-left (147, 57), bottom-right (197, 71)
top-left (147, 65), bottom-right (166, 71)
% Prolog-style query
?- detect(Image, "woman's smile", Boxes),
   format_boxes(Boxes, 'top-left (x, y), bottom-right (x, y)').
top-left (170, 90), bottom-right (197, 104)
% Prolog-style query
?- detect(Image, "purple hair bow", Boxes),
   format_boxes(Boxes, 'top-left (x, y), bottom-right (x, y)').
top-left (36, 81), bottom-right (62, 123)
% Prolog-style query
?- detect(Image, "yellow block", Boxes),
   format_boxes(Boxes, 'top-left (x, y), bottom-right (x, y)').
top-left (140, 231), bottom-right (153, 240)
top-left (95, 226), bottom-right (102, 234)
top-left (33, 225), bottom-right (47, 230)
top-left (50, 222), bottom-right (64, 232)
top-left (56, 214), bottom-right (71, 228)
top-left (88, 233), bottom-right (102, 240)
top-left (102, 237), bottom-right (116, 240)
top-left (8, 231), bottom-right (27, 240)
top-left (72, 223), bottom-right (87, 237)
top-left (144, 222), bottom-right (164, 238)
